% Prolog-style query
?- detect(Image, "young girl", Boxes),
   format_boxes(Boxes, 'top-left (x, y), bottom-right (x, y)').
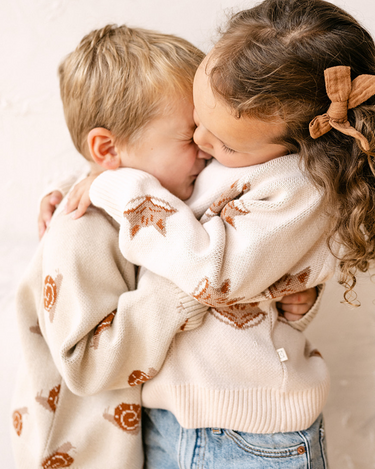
top-left (52, 0), bottom-right (375, 467)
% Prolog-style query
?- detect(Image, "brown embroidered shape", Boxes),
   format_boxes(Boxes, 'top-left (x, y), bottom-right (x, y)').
top-left (12, 407), bottom-right (28, 436)
top-left (263, 267), bottom-right (312, 299)
top-left (191, 277), bottom-right (245, 307)
top-left (42, 442), bottom-right (75, 469)
top-left (35, 385), bottom-right (61, 412)
top-left (128, 368), bottom-right (157, 387)
top-left (103, 403), bottom-right (141, 434)
top-left (220, 200), bottom-right (250, 228)
top-left (29, 320), bottom-right (42, 336)
top-left (210, 303), bottom-right (266, 329)
top-left (180, 319), bottom-right (189, 331)
top-left (44, 272), bottom-right (63, 322)
top-left (309, 349), bottom-right (323, 358)
top-left (91, 310), bottom-right (117, 349)
top-left (201, 181), bottom-right (251, 223)
top-left (123, 196), bottom-right (177, 238)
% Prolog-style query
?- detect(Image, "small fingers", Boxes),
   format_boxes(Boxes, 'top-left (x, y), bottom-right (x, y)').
top-left (71, 195), bottom-right (91, 219)
top-left (49, 190), bottom-right (63, 206)
top-left (277, 302), bottom-right (311, 315)
top-left (283, 312), bottom-right (304, 322)
top-left (38, 218), bottom-right (47, 240)
top-left (280, 287), bottom-right (317, 305)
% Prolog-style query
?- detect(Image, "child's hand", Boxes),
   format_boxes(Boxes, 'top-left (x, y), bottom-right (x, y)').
top-left (64, 174), bottom-right (99, 219)
top-left (38, 190), bottom-right (63, 239)
top-left (277, 287), bottom-right (317, 321)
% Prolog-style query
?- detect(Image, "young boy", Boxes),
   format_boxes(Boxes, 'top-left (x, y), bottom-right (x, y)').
top-left (11, 24), bottom-right (210, 469)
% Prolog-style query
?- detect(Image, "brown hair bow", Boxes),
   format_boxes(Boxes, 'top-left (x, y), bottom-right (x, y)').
top-left (309, 66), bottom-right (375, 151)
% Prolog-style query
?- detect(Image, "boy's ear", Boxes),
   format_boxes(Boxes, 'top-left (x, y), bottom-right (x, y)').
top-left (87, 128), bottom-right (121, 170)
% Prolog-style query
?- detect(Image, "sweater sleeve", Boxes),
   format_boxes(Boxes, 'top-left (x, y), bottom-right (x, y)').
top-left (39, 207), bottom-right (207, 396)
top-left (90, 160), bottom-right (334, 306)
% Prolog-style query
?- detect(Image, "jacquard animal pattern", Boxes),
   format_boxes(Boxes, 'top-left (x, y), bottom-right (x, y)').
top-left (263, 267), bottom-right (312, 299)
top-left (191, 277), bottom-right (245, 307)
top-left (128, 368), bottom-right (157, 386)
top-left (44, 272), bottom-right (63, 322)
top-left (123, 195), bottom-right (177, 238)
top-left (103, 403), bottom-right (141, 434)
top-left (200, 180), bottom-right (251, 223)
top-left (210, 303), bottom-right (267, 329)
top-left (220, 200), bottom-right (250, 228)
top-left (35, 385), bottom-right (61, 412)
top-left (42, 442), bottom-right (75, 468)
top-left (91, 310), bottom-right (117, 349)
top-left (12, 407), bottom-right (28, 436)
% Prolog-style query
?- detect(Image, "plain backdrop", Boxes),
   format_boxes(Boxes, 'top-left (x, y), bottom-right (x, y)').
top-left (1, 0), bottom-right (375, 468)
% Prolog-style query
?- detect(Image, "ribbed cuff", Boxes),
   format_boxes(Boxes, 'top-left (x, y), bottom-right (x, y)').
top-left (175, 287), bottom-right (208, 332)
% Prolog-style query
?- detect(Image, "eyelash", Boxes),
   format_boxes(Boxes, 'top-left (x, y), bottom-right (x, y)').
top-left (222, 143), bottom-right (236, 154)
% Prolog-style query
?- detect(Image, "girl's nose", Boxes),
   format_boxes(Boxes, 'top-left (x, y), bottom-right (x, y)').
top-left (193, 125), bottom-right (214, 150)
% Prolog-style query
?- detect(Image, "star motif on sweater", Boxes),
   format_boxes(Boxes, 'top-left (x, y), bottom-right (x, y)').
top-left (201, 180), bottom-right (251, 223)
top-left (210, 303), bottom-right (266, 329)
top-left (263, 267), bottom-right (312, 299)
top-left (123, 196), bottom-right (177, 238)
top-left (220, 201), bottom-right (250, 228)
top-left (191, 277), bottom-right (245, 307)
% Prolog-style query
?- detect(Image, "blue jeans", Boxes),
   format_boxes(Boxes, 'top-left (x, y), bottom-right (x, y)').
top-left (143, 408), bottom-right (328, 469)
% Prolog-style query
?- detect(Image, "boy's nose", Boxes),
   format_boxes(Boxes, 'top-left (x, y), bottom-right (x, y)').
top-left (193, 125), bottom-right (214, 151)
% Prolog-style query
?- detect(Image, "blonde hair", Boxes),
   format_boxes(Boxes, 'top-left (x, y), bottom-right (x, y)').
top-left (59, 24), bottom-right (204, 158)
top-left (209, 0), bottom-right (375, 304)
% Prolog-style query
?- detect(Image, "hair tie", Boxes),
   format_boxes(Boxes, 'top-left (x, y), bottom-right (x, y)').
top-left (309, 66), bottom-right (375, 151)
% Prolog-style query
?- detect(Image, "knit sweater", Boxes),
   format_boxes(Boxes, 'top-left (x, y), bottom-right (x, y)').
top-left (11, 202), bottom-right (208, 469)
top-left (90, 154), bottom-right (336, 434)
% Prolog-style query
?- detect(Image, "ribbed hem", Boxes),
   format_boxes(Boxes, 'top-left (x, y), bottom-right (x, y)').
top-left (175, 287), bottom-right (208, 331)
top-left (142, 381), bottom-right (330, 434)
top-left (90, 168), bottom-right (156, 224)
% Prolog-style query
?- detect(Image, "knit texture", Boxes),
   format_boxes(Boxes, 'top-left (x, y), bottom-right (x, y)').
top-left (90, 154), bottom-right (336, 433)
top-left (11, 204), bottom-right (207, 469)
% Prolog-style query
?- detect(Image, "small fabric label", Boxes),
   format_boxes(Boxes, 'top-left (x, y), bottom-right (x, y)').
top-left (277, 348), bottom-right (288, 362)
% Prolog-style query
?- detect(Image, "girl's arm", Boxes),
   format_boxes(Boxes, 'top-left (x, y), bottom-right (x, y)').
top-left (89, 158), bottom-right (335, 306)
top-left (34, 207), bottom-right (207, 396)
top-left (38, 169), bottom-right (87, 238)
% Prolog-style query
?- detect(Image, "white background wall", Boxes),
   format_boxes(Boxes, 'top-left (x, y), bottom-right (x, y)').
top-left (1, 0), bottom-right (375, 468)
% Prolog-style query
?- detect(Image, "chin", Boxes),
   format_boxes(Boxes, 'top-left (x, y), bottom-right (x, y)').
top-left (178, 187), bottom-right (193, 201)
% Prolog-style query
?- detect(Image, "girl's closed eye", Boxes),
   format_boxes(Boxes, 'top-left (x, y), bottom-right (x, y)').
top-left (221, 143), bottom-right (236, 154)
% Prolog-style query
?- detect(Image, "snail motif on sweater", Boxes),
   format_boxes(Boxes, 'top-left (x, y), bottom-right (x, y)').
top-left (42, 442), bottom-right (75, 469)
top-left (36, 385), bottom-right (61, 412)
top-left (128, 368), bottom-right (157, 386)
top-left (12, 407), bottom-right (28, 436)
top-left (43, 272), bottom-right (63, 322)
top-left (91, 310), bottom-right (117, 349)
top-left (103, 402), bottom-right (141, 434)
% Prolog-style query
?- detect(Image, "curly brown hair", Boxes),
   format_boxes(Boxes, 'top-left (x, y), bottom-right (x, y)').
top-left (208, 0), bottom-right (375, 304)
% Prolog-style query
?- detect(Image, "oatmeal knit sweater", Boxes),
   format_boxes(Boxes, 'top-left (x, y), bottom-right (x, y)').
top-left (90, 154), bottom-right (336, 434)
top-left (11, 204), bottom-right (207, 469)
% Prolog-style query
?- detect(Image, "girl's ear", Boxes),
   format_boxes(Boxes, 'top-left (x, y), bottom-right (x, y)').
top-left (87, 128), bottom-right (121, 170)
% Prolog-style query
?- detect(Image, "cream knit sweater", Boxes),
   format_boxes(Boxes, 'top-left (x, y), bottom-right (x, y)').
top-left (11, 204), bottom-right (207, 469)
top-left (90, 154), bottom-right (336, 434)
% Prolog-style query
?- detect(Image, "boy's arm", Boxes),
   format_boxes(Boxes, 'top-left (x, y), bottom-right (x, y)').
top-left (39, 208), bottom-right (207, 396)
top-left (90, 162), bottom-right (334, 306)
